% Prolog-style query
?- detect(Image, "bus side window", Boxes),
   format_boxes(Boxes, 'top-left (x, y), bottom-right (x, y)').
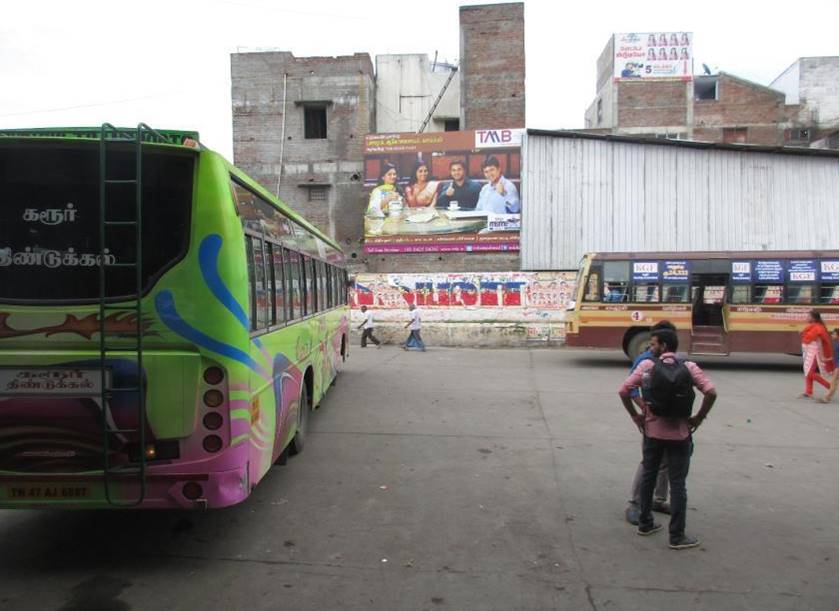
top-left (820, 284), bottom-right (839, 304)
top-left (245, 236), bottom-right (257, 330)
top-left (602, 261), bottom-right (629, 303)
top-left (251, 238), bottom-right (270, 330)
top-left (663, 284), bottom-right (689, 303)
top-left (584, 270), bottom-right (600, 301)
top-left (285, 248), bottom-right (300, 320)
top-left (754, 284), bottom-right (783, 304)
top-left (730, 285), bottom-right (751, 304)
top-left (343, 270), bottom-right (350, 304)
top-left (319, 262), bottom-right (327, 311)
top-left (633, 283), bottom-right (660, 303)
top-left (787, 285), bottom-right (814, 304)
top-left (272, 243), bottom-right (286, 324)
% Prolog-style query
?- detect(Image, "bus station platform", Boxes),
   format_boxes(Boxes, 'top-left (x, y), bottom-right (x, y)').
top-left (0, 346), bottom-right (837, 610)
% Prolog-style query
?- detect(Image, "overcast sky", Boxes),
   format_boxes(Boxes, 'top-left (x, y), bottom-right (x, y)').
top-left (2, 0), bottom-right (838, 160)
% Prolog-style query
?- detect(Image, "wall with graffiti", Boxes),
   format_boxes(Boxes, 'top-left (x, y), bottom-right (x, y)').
top-left (350, 271), bottom-right (577, 346)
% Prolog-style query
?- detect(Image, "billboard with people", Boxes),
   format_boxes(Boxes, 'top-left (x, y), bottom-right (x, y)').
top-left (363, 129), bottom-right (523, 253)
top-left (613, 32), bottom-right (693, 81)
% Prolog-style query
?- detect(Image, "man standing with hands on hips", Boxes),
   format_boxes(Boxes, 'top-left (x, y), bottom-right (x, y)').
top-left (618, 328), bottom-right (717, 550)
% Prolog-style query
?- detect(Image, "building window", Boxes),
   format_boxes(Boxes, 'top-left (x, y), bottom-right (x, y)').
top-left (786, 128), bottom-right (811, 143)
top-left (695, 78), bottom-right (718, 100)
top-left (723, 127), bottom-right (748, 144)
top-left (443, 118), bottom-right (459, 132)
top-left (304, 105), bottom-right (327, 139)
top-left (596, 99), bottom-right (603, 125)
top-left (308, 186), bottom-right (328, 201)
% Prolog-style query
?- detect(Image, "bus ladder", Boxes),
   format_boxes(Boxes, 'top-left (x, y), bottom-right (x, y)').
top-left (97, 123), bottom-right (171, 507)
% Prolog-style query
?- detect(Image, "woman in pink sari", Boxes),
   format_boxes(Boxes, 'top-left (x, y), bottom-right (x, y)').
top-left (800, 310), bottom-right (835, 399)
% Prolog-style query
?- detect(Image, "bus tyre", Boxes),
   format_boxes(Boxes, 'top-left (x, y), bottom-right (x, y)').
top-left (290, 384), bottom-right (309, 456)
top-left (626, 331), bottom-right (651, 362)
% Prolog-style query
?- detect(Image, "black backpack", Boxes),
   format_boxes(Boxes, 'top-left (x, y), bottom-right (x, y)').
top-left (642, 357), bottom-right (696, 419)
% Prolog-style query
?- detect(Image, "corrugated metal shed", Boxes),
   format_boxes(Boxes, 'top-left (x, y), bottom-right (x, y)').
top-left (521, 130), bottom-right (839, 270)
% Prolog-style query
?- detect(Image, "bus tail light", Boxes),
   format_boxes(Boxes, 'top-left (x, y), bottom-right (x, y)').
top-left (203, 435), bottom-right (223, 453)
top-left (203, 412), bottom-right (223, 431)
top-left (203, 389), bottom-right (224, 408)
top-left (203, 366), bottom-right (224, 385)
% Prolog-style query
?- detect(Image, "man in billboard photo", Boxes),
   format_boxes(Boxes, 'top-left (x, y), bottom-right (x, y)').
top-left (436, 160), bottom-right (482, 210)
top-left (476, 156), bottom-right (521, 214)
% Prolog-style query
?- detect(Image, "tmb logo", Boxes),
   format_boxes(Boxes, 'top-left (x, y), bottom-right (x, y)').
top-left (475, 129), bottom-right (523, 149)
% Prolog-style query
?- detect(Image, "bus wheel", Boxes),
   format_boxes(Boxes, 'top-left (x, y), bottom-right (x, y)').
top-left (626, 331), bottom-right (651, 362)
top-left (290, 384), bottom-right (309, 456)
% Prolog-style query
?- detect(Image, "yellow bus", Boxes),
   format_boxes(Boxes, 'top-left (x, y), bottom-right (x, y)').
top-left (565, 251), bottom-right (839, 360)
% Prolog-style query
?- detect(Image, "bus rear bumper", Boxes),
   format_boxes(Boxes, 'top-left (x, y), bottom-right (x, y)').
top-left (0, 464), bottom-right (250, 510)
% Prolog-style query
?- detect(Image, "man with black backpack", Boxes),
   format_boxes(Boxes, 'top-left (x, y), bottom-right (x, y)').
top-left (618, 328), bottom-right (717, 550)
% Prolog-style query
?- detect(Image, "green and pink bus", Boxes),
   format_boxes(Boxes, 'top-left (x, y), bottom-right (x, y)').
top-left (0, 125), bottom-right (349, 508)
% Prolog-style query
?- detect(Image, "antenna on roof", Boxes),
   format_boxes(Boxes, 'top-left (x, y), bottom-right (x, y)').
top-left (702, 63), bottom-right (712, 75)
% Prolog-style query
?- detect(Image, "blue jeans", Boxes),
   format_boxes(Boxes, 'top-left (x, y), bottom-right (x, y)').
top-left (405, 330), bottom-right (425, 350)
top-left (639, 436), bottom-right (693, 538)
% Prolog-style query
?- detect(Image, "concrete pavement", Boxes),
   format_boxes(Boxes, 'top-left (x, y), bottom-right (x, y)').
top-left (0, 347), bottom-right (837, 610)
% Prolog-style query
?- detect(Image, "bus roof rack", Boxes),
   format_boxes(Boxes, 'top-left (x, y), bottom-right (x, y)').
top-left (0, 126), bottom-right (200, 146)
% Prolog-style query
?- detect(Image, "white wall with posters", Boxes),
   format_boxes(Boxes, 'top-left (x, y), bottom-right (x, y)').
top-left (613, 32), bottom-right (693, 81)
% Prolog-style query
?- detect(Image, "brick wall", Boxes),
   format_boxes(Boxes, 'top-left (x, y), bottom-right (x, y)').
top-left (459, 3), bottom-right (525, 130)
top-left (231, 52), bottom-right (375, 251)
top-left (617, 81), bottom-right (688, 128)
top-left (694, 74), bottom-right (785, 136)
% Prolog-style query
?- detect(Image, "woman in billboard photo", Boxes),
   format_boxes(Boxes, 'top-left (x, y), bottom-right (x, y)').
top-left (404, 161), bottom-right (439, 208)
top-left (366, 163), bottom-right (403, 218)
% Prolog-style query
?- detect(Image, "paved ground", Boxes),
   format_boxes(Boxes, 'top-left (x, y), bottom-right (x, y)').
top-left (0, 346), bottom-right (837, 611)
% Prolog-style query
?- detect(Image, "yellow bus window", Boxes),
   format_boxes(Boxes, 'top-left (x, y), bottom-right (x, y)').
top-left (730, 285), bottom-right (750, 304)
top-left (633, 283), bottom-right (660, 303)
top-left (663, 284), bottom-right (690, 303)
top-left (585, 272), bottom-right (600, 301)
top-left (603, 282), bottom-right (628, 302)
top-left (820, 284), bottom-right (839, 304)
top-left (754, 284), bottom-right (783, 304)
top-left (787, 285), bottom-right (814, 304)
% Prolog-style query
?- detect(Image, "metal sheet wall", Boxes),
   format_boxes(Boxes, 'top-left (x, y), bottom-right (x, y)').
top-left (521, 134), bottom-right (839, 269)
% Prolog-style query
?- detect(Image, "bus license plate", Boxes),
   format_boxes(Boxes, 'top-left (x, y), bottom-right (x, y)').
top-left (5, 485), bottom-right (90, 500)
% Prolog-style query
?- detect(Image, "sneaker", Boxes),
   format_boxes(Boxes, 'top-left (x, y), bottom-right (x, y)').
top-left (799, 393), bottom-right (813, 399)
top-left (625, 505), bottom-right (640, 526)
top-left (669, 534), bottom-right (700, 550)
top-left (637, 522), bottom-right (663, 536)
top-left (376, 344), bottom-right (382, 349)
top-left (652, 500), bottom-right (671, 514)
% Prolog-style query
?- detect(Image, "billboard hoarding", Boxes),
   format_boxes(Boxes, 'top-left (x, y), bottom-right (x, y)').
top-left (363, 129), bottom-right (523, 254)
top-left (613, 32), bottom-right (693, 81)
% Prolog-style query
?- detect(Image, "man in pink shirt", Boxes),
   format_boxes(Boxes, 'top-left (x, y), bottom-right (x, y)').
top-left (618, 328), bottom-right (718, 550)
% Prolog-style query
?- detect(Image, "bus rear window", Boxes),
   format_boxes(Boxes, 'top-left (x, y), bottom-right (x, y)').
top-left (0, 142), bottom-right (193, 302)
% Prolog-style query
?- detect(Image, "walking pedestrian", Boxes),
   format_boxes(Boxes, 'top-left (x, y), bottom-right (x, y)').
top-left (800, 311), bottom-right (835, 400)
top-left (618, 328), bottom-right (718, 550)
top-left (818, 328), bottom-right (839, 404)
top-left (624, 321), bottom-right (678, 526)
top-left (357, 305), bottom-right (381, 348)
top-left (403, 304), bottom-right (426, 351)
